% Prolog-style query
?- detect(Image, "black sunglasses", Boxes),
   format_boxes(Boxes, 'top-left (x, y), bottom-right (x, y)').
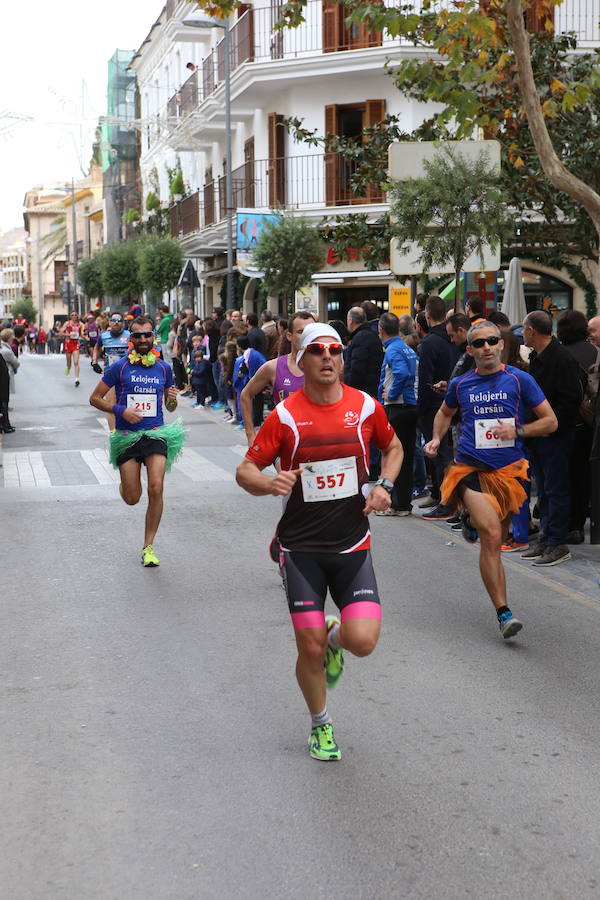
top-left (131, 331), bottom-right (154, 339)
top-left (470, 336), bottom-right (501, 348)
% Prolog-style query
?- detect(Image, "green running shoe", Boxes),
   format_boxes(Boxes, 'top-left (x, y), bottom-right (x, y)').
top-left (64, 367), bottom-right (70, 375)
top-left (141, 545), bottom-right (159, 567)
top-left (308, 723), bottom-right (341, 761)
top-left (324, 615), bottom-right (344, 688)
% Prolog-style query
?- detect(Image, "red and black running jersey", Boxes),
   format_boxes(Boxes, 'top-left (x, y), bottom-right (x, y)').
top-left (246, 385), bottom-right (395, 553)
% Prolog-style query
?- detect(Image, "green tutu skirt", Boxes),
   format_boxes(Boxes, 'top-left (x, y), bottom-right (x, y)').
top-left (108, 418), bottom-right (187, 471)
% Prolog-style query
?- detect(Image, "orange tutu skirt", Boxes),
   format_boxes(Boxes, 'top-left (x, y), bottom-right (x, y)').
top-left (440, 458), bottom-right (530, 521)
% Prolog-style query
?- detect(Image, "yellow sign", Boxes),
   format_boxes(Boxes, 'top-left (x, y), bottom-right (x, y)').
top-left (389, 285), bottom-right (411, 317)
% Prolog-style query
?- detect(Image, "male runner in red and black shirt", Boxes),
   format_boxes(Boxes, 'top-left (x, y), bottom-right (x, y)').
top-left (236, 322), bottom-right (403, 761)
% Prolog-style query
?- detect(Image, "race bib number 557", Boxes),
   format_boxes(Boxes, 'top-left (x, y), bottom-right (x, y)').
top-left (300, 456), bottom-right (358, 503)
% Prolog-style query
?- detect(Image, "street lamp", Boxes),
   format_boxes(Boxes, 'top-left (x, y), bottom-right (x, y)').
top-left (181, 16), bottom-right (234, 309)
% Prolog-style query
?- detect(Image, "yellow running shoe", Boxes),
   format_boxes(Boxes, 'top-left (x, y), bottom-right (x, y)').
top-left (308, 723), bottom-right (341, 761)
top-left (141, 545), bottom-right (159, 567)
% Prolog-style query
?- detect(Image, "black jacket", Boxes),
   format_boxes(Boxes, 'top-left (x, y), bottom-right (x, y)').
top-left (528, 337), bottom-right (582, 434)
top-left (0, 353), bottom-right (9, 404)
top-left (344, 322), bottom-right (383, 397)
top-left (417, 323), bottom-right (460, 414)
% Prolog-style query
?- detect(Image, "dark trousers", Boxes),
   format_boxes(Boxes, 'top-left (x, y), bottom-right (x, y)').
top-left (569, 424), bottom-right (592, 531)
top-left (529, 430), bottom-right (575, 547)
top-left (419, 408), bottom-right (452, 502)
top-left (172, 357), bottom-right (187, 390)
top-left (386, 405), bottom-right (417, 511)
top-left (0, 400), bottom-right (11, 431)
top-left (252, 393), bottom-right (264, 427)
top-left (192, 377), bottom-right (210, 405)
top-left (213, 360), bottom-right (227, 404)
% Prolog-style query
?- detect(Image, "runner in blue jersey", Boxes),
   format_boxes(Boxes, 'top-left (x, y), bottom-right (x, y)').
top-left (91, 314), bottom-right (131, 370)
top-left (89, 316), bottom-right (186, 567)
top-left (91, 313), bottom-right (132, 430)
top-left (424, 321), bottom-right (557, 640)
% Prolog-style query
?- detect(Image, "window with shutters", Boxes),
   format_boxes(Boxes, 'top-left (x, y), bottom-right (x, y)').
top-left (324, 100), bottom-right (386, 206)
top-left (268, 114), bottom-right (286, 207)
top-left (322, 0), bottom-right (382, 52)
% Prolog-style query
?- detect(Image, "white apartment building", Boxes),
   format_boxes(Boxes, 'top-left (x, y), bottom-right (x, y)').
top-left (131, 0), bottom-right (600, 319)
top-left (0, 232), bottom-right (27, 319)
top-left (23, 187), bottom-right (68, 330)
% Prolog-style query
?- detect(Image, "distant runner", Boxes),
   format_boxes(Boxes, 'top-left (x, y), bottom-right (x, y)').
top-left (60, 311), bottom-right (83, 386)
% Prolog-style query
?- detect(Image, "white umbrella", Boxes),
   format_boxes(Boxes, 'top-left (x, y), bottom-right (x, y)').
top-left (501, 257), bottom-right (527, 326)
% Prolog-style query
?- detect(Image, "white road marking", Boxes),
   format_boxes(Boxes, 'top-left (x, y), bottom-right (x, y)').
top-left (80, 449), bottom-right (120, 485)
top-left (173, 448), bottom-right (232, 483)
top-left (96, 417), bottom-right (110, 434)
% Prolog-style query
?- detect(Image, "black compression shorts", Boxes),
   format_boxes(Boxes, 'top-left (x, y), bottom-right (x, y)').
top-left (116, 435), bottom-right (167, 467)
top-left (281, 549), bottom-right (381, 630)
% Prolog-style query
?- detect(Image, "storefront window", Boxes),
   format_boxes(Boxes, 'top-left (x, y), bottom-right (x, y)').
top-left (496, 268), bottom-right (572, 318)
top-left (326, 286), bottom-right (388, 319)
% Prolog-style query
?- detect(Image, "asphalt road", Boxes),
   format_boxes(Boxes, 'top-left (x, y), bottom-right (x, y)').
top-left (2, 353), bottom-right (600, 899)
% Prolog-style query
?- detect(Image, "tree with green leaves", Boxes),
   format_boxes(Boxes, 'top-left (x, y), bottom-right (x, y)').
top-left (390, 145), bottom-right (509, 311)
top-left (98, 242), bottom-right (142, 303)
top-left (192, 0), bottom-right (600, 308)
top-left (253, 215), bottom-right (325, 314)
top-left (77, 256), bottom-right (104, 302)
top-left (138, 238), bottom-right (184, 299)
top-left (10, 297), bottom-right (37, 323)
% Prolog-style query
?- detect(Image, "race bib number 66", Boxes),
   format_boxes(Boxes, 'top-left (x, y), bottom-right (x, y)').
top-left (475, 417), bottom-right (515, 449)
top-left (300, 456), bottom-right (358, 503)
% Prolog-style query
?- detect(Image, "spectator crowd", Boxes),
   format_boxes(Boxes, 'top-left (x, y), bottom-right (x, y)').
top-left (2, 294), bottom-right (600, 563)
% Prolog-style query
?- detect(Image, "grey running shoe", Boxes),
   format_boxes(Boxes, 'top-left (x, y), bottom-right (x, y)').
top-left (521, 540), bottom-right (547, 560)
top-left (498, 611), bottom-right (523, 639)
top-left (532, 545), bottom-right (571, 567)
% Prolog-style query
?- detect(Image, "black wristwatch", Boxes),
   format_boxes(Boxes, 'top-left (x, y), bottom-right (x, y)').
top-left (515, 424), bottom-right (526, 439)
top-left (374, 478), bottom-right (394, 494)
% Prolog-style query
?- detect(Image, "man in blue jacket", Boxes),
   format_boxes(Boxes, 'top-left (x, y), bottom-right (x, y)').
top-left (375, 312), bottom-right (418, 516)
top-left (418, 295), bottom-right (460, 518)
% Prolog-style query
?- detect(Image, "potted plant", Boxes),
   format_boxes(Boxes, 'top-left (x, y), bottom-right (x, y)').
top-left (170, 169), bottom-right (185, 201)
top-left (145, 192), bottom-right (160, 212)
top-left (125, 208), bottom-right (141, 225)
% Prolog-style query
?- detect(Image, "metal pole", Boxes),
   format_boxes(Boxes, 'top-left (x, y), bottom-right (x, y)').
top-left (36, 220), bottom-right (44, 327)
top-left (224, 20), bottom-right (234, 310)
top-left (70, 178), bottom-right (79, 313)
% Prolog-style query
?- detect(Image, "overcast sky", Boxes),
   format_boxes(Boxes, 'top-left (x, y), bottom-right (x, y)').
top-left (0, 0), bottom-right (164, 234)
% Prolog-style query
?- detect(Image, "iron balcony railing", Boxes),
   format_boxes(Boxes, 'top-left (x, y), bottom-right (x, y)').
top-left (169, 152), bottom-right (386, 237)
top-left (162, 0), bottom-right (600, 122)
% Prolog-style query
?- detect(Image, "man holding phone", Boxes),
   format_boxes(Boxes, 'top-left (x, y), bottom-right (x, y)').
top-left (417, 296), bottom-right (460, 518)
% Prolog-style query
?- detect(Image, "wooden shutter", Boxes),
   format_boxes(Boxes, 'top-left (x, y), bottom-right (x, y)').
top-left (268, 113), bottom-right (286, 207)
top-left (236, 7), bottom-right (255, 65)
top-left (324, 104), bottom-right (340, 206)
top-left (244, 137), bottom-right (255, 207)
top-left (364, 100), bottom-right (386, 202)
top-left (323, 0), bottom-right (344, 53)
top-left (525, 0), bottom-right (554, 32)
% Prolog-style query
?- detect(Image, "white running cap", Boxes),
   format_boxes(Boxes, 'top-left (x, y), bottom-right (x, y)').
top-left (296, 322), bottom-right (344, 364)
